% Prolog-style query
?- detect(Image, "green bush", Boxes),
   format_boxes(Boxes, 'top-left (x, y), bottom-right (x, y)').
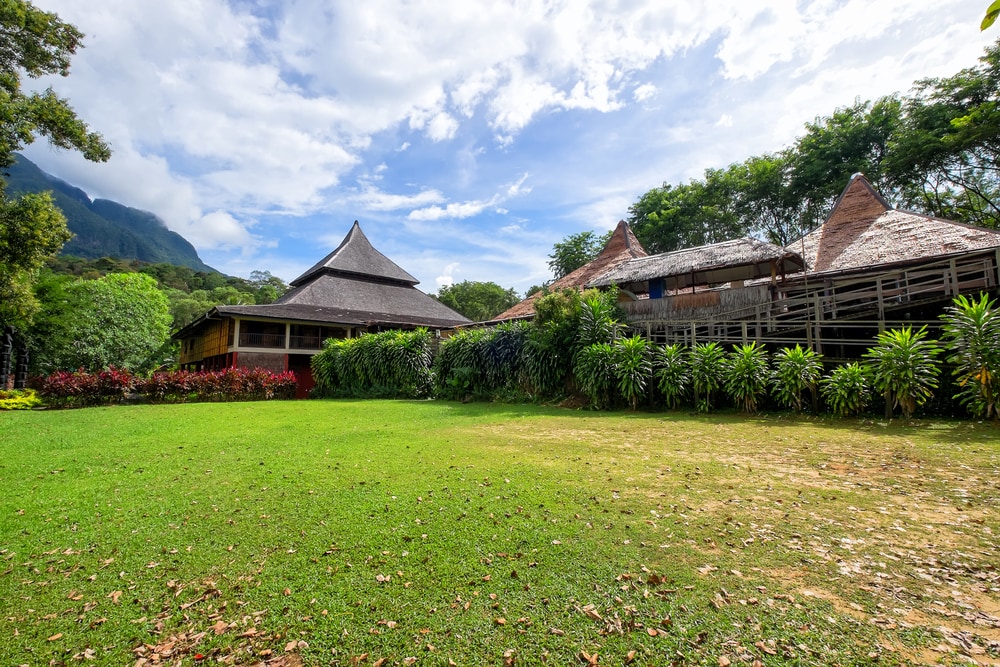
top-left (772, 345), bottom-right (823, 413)
top-left (653, 344), bottom-right (689, 409)
top-left (574, 342), bottom-right (617, 409)
top-left (311, 329), bottom-right (432, 398)
top-left (615, 335), bottom-right (652, 411)
top-left (689, 342), bottom-right (726, 412)
top-left (0, 388), bottom-right (41, 410)
top-left (724, 342), bottom-right (770, 414)
top-left (821, 362), bottom-right (871, 418)
top-left (864, 326), bottom-right (940, 419)
top-left (940, 293), bottom-right (1000, 419)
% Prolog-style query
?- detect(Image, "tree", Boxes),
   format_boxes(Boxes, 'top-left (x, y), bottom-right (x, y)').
top-left (0, 191), bottom-right (69, 325)
top-left (547, 230), bottom-right (612, 278)
top-left (787, 96), bottom-right (903, 229)
top-left (0, 0), bottom-right (110, 329)
top-left (43, 273), bottom-right (171, 373)
top-left (435, 280), bottom-right (519, 321)
top-left (885, 42), bottom-right (1000, 228)
top-left (983, 1), bottom-right (1000, 30)
top-left (627, 176), bottom-right (746, 253)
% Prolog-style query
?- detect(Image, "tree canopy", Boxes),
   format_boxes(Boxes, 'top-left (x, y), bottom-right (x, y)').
top-left (32, 272), bottom-right (171, 374)
top-left (0, 0), bottom-right (110, 330)
top-left (435, 280), bottom-right (519, 322)
top-left (627, 40), bottom-right (1000, 254)
top-left (547, 230), bottom-right (612, 279)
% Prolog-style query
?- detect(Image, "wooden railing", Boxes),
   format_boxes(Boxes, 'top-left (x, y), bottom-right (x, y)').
top-left (238, 332), bottom-right (285, 348)
top-left (621, 250), bottom-right (1000, 356)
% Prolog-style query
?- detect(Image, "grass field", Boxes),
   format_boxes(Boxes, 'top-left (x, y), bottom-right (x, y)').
top-left (1, 401), bottom-right (998, 666)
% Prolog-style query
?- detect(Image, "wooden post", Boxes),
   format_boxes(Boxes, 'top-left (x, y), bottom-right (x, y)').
top-left (741, 321), bottom-right (748, 345)
top-left (875, 277), bottom-right (885, 323)
top-left (812, 295), bottom-right (823, 354)
top-left (949, 258), bottom-right (958, 296)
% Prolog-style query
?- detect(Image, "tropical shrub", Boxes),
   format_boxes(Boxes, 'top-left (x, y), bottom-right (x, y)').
top-left (36, 367), bottom-right (136, 406)
top-left (772, 345), bottom-right (823, 413)
top-left (689, 342), bottom-right (726, 412)
top-left (312, 329), bottom-right (433, 398)
top-left (821, 362), bottom-right (871, 418)
top-left (724, 342), bottom-right (770, 414)
top-left (36, 367), bottom-right (296, 406)
top-left (576, 292), bottom-right (621, 351)
top-left (0, 389), bottom-right (41, 410)
top-left (653, 344), bottom-right (689, 409)
top-left (863, 326), bottom-right (940, 419)
top-left (574, 343), bottom-right (617, 409)
top-left (615, 335), bottom-right (653, 410)
top-left (940, 293), bottom-right (1000, 419)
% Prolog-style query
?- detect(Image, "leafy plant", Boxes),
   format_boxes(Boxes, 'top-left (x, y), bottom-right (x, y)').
top-left (863, 326), bottom-right (941, 419)
top-left (940, 293), bottom-right (1000, 419)
top-left (653, 344), bottom-right (689, 409)
top-left (771, 344), bottom-right (823, 413)
top-left (614, 335), bottom-right (653, 411)
top-left (574, 343), bottom-right (616, 409)
top-left (689, 342), bottom-right (726, 412)
top-left (0, 388), bottom-right (40, 410)
top-left (724, 342), bottom-right (770, 414)
top-left (821, 362), bottom-right (871, 417)
top-left (313, 329), bottom-right (433, 398)
top-left (576, 292), bottom-right (620, 350)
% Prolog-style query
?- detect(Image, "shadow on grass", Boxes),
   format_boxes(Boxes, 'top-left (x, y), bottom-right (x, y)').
top-left (418, 397), bottom-right (998, 445)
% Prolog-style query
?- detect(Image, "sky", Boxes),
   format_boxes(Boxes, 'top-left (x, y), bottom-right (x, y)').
top-left (23, 0), bottom-right (997, 296)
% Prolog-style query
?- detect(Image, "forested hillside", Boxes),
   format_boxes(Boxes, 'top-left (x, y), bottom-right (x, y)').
top-left (5, 154), bottom-right (213, 271)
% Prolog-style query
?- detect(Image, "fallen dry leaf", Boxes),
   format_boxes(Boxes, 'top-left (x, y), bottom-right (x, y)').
top-left (47, 633), bottom-right (63, 642)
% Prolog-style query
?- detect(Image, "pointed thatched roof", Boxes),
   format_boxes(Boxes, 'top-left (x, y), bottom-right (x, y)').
top-left (290, 220), bottom-right (418, 287)
top-left (175, 221), bottom-right (470, 337)
top-left (590, 237), bottom-right (803, 290)
top-left (494, 220), bottom-right (647, 320)
top-left (790, 174), bottom-right (1000, 274)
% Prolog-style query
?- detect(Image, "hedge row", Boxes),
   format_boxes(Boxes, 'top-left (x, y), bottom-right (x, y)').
top-left (33, 367), bottom-right (297, 407)
top-left (310, 329), bottom-right (433, 398)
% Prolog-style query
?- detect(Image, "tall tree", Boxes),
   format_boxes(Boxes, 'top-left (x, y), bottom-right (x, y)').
top-left (787, 96), bottom-right (903, 229)
top-left (435, 280), bottom-right (519, 322)
top-left (547, 230), bottom-right (612, 278)
top-left (40, 273), bottom-right (171, 373)
top-left (886, 41), bottom-right (1000, 228)
top-left (0, 0), bottom-right (110, 329)
top-left (627, 176), bottom-right (746, 253)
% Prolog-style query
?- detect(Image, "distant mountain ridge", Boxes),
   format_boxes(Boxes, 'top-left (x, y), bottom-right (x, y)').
top-left (5, 154), bottom-right (215, 272)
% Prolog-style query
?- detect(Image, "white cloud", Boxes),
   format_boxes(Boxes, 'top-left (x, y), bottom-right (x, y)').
top-left (350, 186), bottom-right (446, 212)
top-left (22, 0), bottom-right (996, 291)
top-left (633, 83), bottom-right (657, 102)
top-left (435, 262), bottom-right (461, 288)
top-left (408, 199), bottom-right (494, 222)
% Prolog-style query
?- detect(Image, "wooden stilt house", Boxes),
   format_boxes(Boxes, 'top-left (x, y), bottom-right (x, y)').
top-left (589, 175), bottom-right (1000, 357)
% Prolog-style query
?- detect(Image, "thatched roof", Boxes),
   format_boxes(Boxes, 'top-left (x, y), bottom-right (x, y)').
top-left (493, 220), bottom-right (647, 320)
top-left (790, 174), bottom-right (1000, 274)
top-left (290, 220), bottom-right (418, 287)
top-left (175, 221), bottom-right (470, 338)
top-left (590, 237), bottom-right (803, 290)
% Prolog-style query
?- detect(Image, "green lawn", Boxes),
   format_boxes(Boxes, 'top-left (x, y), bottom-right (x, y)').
top-left (1, 401), bottom-right (998, 666)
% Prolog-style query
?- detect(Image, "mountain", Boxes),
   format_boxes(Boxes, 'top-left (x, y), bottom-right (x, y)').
top-left (4, 154), bottom-right (215, 272)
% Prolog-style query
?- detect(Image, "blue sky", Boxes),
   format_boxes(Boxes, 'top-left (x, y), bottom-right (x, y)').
top-left (24, 0), bottom-right (996, 295)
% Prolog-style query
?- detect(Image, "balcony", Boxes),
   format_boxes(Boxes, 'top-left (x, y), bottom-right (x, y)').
top-left (289, 335), bottom-right (324, 350)
top-left (238, 332), bottom-right (285, 348)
